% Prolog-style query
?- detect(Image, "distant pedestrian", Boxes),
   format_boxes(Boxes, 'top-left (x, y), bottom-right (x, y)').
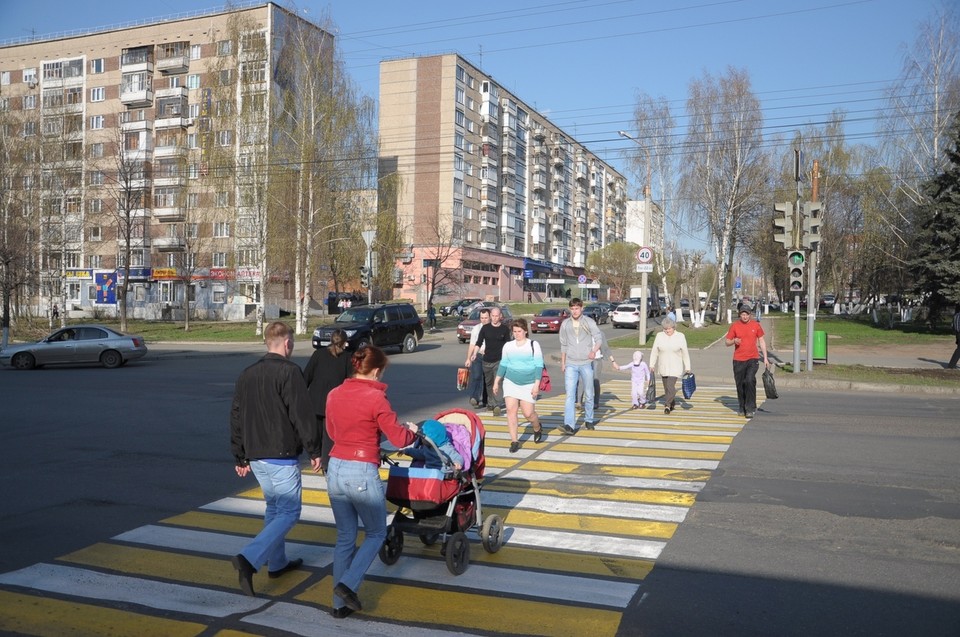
top-left (470, 307), bottom-right (511, 416)
top-left (427, 302), bottom-right (437, 330)
top-left (948, 304), bottom-right (960, 369)
top-left (51, 304), bottom-right (59, 321)
top-left (229, 321), bottom-right (320, 597)
top-left (464, 308), bottom-right (491, 408)
top-left (649, 317), bottom-right (692, 415)
top-left (559, 298), bottom-right (602, 433)
top-left (724, 302), bottom-right (769, 418)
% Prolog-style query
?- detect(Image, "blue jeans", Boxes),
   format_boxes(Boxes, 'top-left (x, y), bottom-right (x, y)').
top-left (468, 355), bottom-right (486, 404)
top-left (564, 361), bottom-right (595, 428)
top-left (241, 460), bottom-right (302, 571)
top-left (327, 457), bottom-right (387, 607)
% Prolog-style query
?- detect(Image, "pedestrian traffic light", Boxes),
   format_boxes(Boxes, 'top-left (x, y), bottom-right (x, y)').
top-left (360, 266), bottom-right (370, 287)
top-left (773, 202), bottom-right (795, 248)
top-left (788, 250), bottom-right (806, 293)
top-left (801, 201), bottom-right (822, 249)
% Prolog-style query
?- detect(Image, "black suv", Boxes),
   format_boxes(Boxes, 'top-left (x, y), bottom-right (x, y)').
top-left (312, 303), bottom-right (424, 353)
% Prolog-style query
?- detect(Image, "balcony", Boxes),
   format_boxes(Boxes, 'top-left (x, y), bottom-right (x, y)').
top-left (153, 207), bottom-right (185, 222)
top-left (120, 119), bottom-right (152, 133)
top-left (153, 236), bottom-right (185, 251)
top-left (155, 86), bottom-right (188, 100)
top-left (153, 175), bottom-right (185, 188)
top-left (117, 236), bottom-right (151, 249)
top-left (120, 49), bottom-right (153, 74)
top-left (154, 145), bottom-right (187, 158)
top-left (155, 116), bottom-right (189, 130)
top-left (121, 89), bottom-right (153, 107)
top-left (156, 55), bottom-right (189, 75)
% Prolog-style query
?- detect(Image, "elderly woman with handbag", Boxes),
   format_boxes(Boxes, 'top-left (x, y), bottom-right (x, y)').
top-left (648, 317), bottom-right (692, 415)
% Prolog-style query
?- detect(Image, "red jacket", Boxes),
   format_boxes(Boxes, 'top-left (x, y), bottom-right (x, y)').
top-left (326, 377), bottom-right (416, 465)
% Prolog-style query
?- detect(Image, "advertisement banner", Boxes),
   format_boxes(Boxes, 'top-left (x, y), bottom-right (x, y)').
top-left (95, 272), bottom-right (117, 304)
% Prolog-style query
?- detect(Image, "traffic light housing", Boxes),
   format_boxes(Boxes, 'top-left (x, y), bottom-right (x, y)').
top-left (788, 250), bottom-right (806, 293)
top-left (773, 202), bottom-right (795, 248)
top-left (801, 201), bottom-right (822, 249)
top-left (360, 266), bottom-right (370, 287)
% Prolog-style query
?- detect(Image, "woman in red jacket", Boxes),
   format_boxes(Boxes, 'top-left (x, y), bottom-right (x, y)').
top-left (324, 345), bottom-right (417, 618)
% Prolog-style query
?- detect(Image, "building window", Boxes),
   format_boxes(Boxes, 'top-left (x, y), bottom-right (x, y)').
top-left (89, 226), bottom-right (102, 241)
top-left (190, 44), bottom-right (202, 60)
top-left (455, 133), bottom-right (464, 150)
top-left (23, 121), bottom-right (36, 137)
top-left (216, 130), bottom-right (233, 146)
top-left (88, 142), bottom-right (104, 158)
top-left (217, 40), bottom-right (233, 56)
top-left (87, 199), bottom-right (102, 213)
top-left (0, 71), bottom-right (10, 85)
top-left (87, 255), bottom-right (102, 269)
top-left (90, 87), bottom-right (105, 102)
top-left (169, 75), bottom-right (181, 89)
top-left (188, 103), bottom-right (200, 118)
top-left (214, 221), bottom-right (230, 238)
top-left (455, 87), bottom-right (464, 105)
top-left (90, 58), bottom-right (105, 74)
top-left (212, 252), bottom-right (227, 268)
top-left (187, 74), bottom-right (200, 89)
top-left (216, 191), bottom-right (229, 207)
top-left (23, 94), bottom-right (36, 110)
top-left (219, 69), bottom-right (232, 86)
top-left (23, 68), bottom-right (37, 84)
top-left (88, 171), bottom-right (105, 186)
top-left (213, 286), bottom-right (225, 303)
top-left (89, 115), bottom-right (104, 130)
top-left (186, 192), bottom-right (199, 208)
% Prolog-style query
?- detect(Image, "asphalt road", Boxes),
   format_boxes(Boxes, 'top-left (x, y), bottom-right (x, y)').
top-left (1, 330), bottom-right (958, 636)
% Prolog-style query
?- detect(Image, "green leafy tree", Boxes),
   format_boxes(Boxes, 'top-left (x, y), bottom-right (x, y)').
top-left (586, 241), bottom-right (640, 300)
top-left (908, 120), bottom-right (960, 320)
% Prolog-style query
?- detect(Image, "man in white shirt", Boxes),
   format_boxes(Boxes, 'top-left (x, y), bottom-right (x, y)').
top-left (464, 308), bottom-right (490, 407)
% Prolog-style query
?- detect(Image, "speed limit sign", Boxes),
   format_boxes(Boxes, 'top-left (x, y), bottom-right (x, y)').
top-left (636, 247), bottom-right (654, 264)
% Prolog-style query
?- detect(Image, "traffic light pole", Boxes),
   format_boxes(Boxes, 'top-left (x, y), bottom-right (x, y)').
top-left (806, 250), bottom-right (817, 372)
top-left (793, 293), bottom-right (802, 372)
top-left (793, 151), bottom-right (802, 373)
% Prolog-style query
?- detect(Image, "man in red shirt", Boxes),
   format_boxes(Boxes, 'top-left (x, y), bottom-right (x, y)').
top-left (724, 303), bottom-right (769, 418)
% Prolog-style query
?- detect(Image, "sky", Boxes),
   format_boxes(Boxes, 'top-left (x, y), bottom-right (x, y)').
top-left (0, 0), bottom-right (944, 251)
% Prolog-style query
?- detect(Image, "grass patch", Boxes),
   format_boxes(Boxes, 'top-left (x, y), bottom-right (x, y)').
top-left (781, 363), bottom-right (960, 387)
top-left (765, 315), bottom-right (954, 348)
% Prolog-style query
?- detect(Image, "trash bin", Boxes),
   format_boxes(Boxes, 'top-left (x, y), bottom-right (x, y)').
top-left (812, 330), bottom-right (828, 363)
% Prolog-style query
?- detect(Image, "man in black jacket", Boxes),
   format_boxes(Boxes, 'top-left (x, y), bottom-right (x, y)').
top-left (949, 304), bottom-right (960, 369)
top-left (229, 321), bottom-right (320, 597)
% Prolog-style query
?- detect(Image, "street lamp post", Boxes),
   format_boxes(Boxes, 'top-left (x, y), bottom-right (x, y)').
top-left (619, 130), bottom-right (652, 346)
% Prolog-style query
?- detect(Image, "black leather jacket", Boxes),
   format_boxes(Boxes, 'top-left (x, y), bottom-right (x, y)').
top-left (230, 353), bottom-right (320, 466)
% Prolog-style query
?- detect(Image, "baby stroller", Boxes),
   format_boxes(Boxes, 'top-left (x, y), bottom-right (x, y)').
top-left (380, 407), bottom-right (503, 575)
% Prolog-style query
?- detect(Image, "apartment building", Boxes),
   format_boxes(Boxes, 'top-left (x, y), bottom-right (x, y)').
top-left (379, 54), bottom-right (627, 304)
top-left (0, 2), bottom-right (333, 321)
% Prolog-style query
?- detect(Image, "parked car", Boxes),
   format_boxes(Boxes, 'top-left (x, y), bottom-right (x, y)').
top-left (312, 302), bottom-right (424, 353)
top-left (611, 303), bottom-right (642, 329)
top-left (531, 308), bottom-right (570, 333)
top-left (0, 324), bottom-right (148, 370)
top-left (820, 294), bottom-right (836, 309)
top-left (679, 298), bottom-right (690, 309)
top-left (456, 305), bottom-right (513, 343)
top-left (583, 303), bottom-right (609, 324)
top-left (441, 298), bottom-right (479, 317)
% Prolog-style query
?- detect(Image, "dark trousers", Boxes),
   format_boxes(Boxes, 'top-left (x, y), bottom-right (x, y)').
top-left (317, 415), bottom-right (333, 473)
top-left (468, 355), bottom-right (487, 404)
top-left (482, 359), bottom-right (504, 409)
top-left (949, 335), bottom-right (960, 369)
top-left (733, 358), bottom-right (760, 413)
top-left (662, 376), bottom-right (678, 408)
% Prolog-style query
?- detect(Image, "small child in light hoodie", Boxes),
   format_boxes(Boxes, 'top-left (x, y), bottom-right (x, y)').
top-left (403, 419), bottom-right (463, 471)
top-left (615, 351), bottom-right (651, 409)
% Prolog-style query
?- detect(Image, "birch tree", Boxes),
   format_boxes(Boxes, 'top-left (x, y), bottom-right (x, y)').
top-left (679, 67), bottom-right (769, 315)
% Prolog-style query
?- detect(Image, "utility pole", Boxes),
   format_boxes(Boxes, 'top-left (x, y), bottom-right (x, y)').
top-left (794, 148), bottom-right (803, 373)
top-left (618, 130), bottom-right (653, 346)
top-left (804, 160), bottom-right (821, 373)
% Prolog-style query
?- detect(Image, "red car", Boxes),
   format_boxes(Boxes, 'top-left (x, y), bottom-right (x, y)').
top-left (531, 308), bottom-right (569, 333)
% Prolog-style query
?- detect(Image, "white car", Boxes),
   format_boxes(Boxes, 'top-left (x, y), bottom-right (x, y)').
top-left (611, 304), bottom-right (641, 329)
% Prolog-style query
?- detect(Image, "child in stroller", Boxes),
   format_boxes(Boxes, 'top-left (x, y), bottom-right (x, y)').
top-left (401, 419), bottom-right (463, 472)
top-left (381, 408), bottom-right (503, 575)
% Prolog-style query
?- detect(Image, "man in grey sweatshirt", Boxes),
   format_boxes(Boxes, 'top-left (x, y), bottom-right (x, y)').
top-left (558, 298), bottom-right (602, 433)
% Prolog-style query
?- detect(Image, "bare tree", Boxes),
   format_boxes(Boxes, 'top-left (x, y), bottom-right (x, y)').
top-left (586, 241), bottom-right (641, 301)
top-left (0, 104), bottom-right (42, 345)
top-left (679, 67), bottom-right (769, 315)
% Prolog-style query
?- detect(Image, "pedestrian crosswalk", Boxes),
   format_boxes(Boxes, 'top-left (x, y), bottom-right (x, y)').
top-left (0, 380), bottom-right (757, 636)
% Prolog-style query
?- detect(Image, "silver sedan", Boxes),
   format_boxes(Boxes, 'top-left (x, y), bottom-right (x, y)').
top-left (0, 325), bottom-right (148, 370)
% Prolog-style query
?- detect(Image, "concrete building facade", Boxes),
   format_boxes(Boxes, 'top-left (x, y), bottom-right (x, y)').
top-left (0, 2), bottom-right (331, 321)
top-left (378, 54), bottom-right (627, 304)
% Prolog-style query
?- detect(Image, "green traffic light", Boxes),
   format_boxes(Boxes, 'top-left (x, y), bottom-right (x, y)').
top-left (789, 251), bottom-right (805, 265)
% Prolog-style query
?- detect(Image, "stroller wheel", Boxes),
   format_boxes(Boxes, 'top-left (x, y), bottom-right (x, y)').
top-left (379, 524), bottom-right (404, 565)
top-left (481, 514), bottom-right (504, 554)
top-left (444, 531), bottom-right (470, 575)
top-left (419, 533), bottom-right (440, 546)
